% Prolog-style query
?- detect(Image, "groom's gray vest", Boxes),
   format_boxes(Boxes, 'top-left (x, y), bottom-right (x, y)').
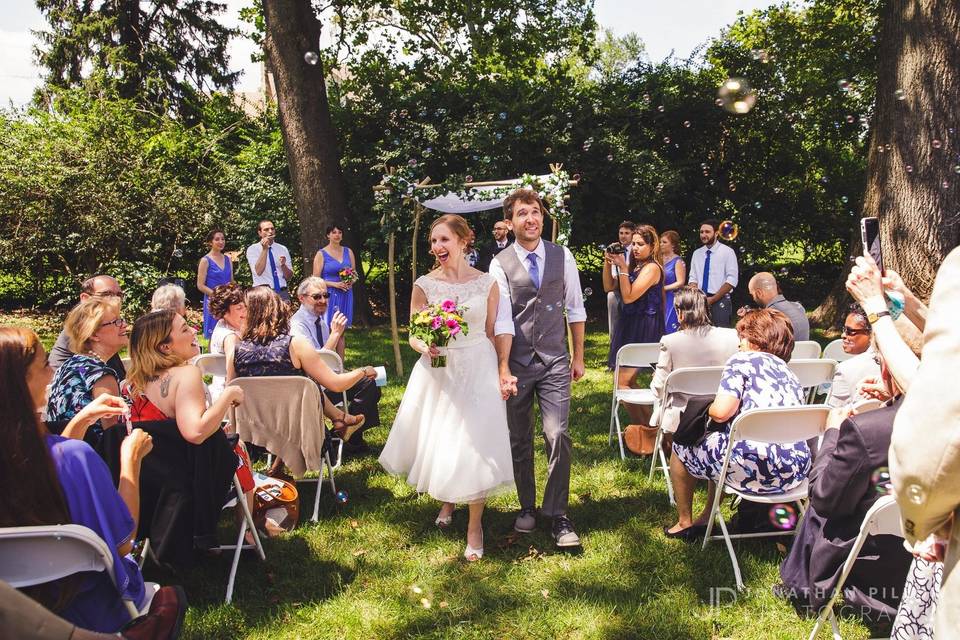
top-left (494, 241), bottom-right (568, 367)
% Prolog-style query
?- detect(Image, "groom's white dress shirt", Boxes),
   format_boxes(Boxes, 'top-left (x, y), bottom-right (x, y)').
top-left (489, 240), bottom-right (587, 336)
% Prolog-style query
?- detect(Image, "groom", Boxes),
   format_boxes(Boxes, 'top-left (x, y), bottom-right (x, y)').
top-left (489, 188), bottom-right (587, 548)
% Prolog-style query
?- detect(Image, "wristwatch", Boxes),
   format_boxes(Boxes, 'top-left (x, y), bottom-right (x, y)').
top-left (867, 310), bottom-right (891, 324)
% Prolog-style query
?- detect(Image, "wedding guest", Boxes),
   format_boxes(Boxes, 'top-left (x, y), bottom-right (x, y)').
top-left (603, 225), bottom-right (665, 396)
top-left (605, 221), bottom-right (636, 336)
top-left (0, 326), bottom-right (166, 633)
top-left (660, 230), bottom-right (686, 334)
top-left (465, 228), bottom-right (481, 268)
top-left (778, 348), bottom-right (912, 622)
top-left (827, 304), bottom-right (880, 408)
top-left (197, 229), bottom-right (234, 340)
top-left (47, 297), bottom-right (127, 443)
top-left (208, 283), bottom-right (247, 355)
top-left (123, 310), bottom-right (248, 567)
top-left (647, 287), bottom-right (739, 451)
top-left (226, 286), bottom-right (377, 476)
top-left (747, 272), bottom-right (810, 341)
top-left (290, 276), bottom-right (382, 452)
top-left (49, 275), bottom-right (127, 379)
top-left (247, 219), bottom-right (293, 300)
top-left (665, 309), bottom-right (809, 539)
top-left (150, 284), bottom-right (187, 317)
top-left (312, 224), bottom-right (356, 350)
top-left (884, 247), bottom-right (960, 637)
top-left (688, 218), bottom-right (738, 327)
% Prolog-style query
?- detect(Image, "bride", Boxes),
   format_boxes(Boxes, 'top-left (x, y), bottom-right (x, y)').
top-left (379, 214), bottom-right (514, 561)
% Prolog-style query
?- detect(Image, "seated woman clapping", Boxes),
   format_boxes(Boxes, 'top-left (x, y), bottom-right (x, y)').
top-left (225, 286), bottom-right (377, 477)
top-left (0, 326), bottom-right (171, 633)
top-left (665, 308), bottom-right (809, 539)
top-left (122, 310), bottom-right (249, 567)
top-left (46, 296), bottom-right (127, 445)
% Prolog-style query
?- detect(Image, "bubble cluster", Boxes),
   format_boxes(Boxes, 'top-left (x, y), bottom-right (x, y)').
top-left (718, 220), bottom-right (739, 241)
top-left (717, 78), bottom-right (756, 114)
top-left (871, 467), bottom-right (892, 494)
top-left (335, 490), bottom-right (349, 504)
top-left (304, 51), bottom-right (320, 65)
top-left (768, 504), bottom-right (797, 530)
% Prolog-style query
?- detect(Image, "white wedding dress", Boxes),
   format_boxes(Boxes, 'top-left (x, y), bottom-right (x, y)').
top-left (379, 273), bottom-right (515, 503)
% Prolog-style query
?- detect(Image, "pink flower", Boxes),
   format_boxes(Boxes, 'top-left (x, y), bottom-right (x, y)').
top-left (448, 323), bottom-right (461, 336)
top-left (441, 299), bottom-right (457, 313)
top-left (431, 316), bottom-right (443, 329)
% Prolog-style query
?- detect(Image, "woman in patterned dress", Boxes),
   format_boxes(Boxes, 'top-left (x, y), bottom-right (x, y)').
top-left (664, 308), bottom-right (810, 539)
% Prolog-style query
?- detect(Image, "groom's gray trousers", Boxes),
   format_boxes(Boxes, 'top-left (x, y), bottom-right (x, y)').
top-left (506, 353), bottom-right (572, 518)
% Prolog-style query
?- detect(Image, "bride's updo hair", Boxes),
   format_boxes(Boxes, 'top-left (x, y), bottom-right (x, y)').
top-left (429, 214), bottom-right (472, 269)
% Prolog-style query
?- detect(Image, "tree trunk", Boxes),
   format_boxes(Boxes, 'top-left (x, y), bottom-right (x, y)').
top-left (262, 0), bottom-right (371, 324)
top-left (864, 0), bottom-right (960, 298)
top-left (814, 0), bottom-right (960, 322)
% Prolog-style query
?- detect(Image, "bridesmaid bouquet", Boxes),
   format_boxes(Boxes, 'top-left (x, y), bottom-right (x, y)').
top-left (410, 299), bottom-right (469, 368)
top-left (338, 267), bottom-right (358, 285)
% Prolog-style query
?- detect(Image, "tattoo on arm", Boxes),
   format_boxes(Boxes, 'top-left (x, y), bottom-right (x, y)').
top-left (160, 375), bottom-right (171, 398)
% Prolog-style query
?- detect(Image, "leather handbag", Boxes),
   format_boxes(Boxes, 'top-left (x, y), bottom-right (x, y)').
top-left (252, 474), bottom-right (300, 536)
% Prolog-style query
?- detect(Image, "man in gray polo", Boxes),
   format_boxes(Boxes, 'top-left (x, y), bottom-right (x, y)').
top-left (489, 188), bottom-right (587, 548)
top-left (747, 272), bottom-right (810, 341)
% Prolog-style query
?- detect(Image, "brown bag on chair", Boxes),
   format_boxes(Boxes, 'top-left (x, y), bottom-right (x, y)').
top-left (624, 424), bottom-right (658, 456)
top-left (252, 474), bottom-right (300, 537)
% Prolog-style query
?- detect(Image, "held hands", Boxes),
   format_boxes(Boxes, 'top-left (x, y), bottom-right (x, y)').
top-left (75, 394), bottom-right (128, 427)
top-left (121, 428), bottom-right (153, 465)
top-left (499, 369), bottom-right (518, 400)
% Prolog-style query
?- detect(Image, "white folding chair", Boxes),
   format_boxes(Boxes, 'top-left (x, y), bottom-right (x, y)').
top-left (648, 366), bottom-right (726, 505)
top-left (229, 376), bottom-right (340, 522)
top-left (317, 348), bottom-right (349, 414)
top-left (702, 404), bottom-right (830, 590)
top-left (822, 339), bottom-right (853, 363)
top-left (792, 340), bottom-right (822, 360)
top-left (609, 343), bottom-right (661, 459)
top-left (807, 495), bottom-right (903, 640)
top-left (196, 353), bottom-right (227, 377)
top-left (0, 524), bottom-right (151, 619)
top-left (788, 359), bottom-right (838, 404)
top-left (851, 398), bottom-right (885, 414)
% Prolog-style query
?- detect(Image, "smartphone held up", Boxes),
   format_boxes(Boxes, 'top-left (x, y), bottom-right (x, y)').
top-left (861, 216), bottom-right (884, 275)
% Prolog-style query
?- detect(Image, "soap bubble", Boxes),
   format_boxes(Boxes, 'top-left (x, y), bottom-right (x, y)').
top-left (583, 287), bottom-right (593, 297)
top-left (933, 139), bottom-right (942, 149)
top-left (717, 78), bottom-right (756, 114)
top-left (335, 490), bottom-right (349, 504)
top-left (878, 145), bottom-right (886, 154)
top-left (572, 173), bottom-right (581, 182)
top-left (837, 79), bottom-right (851, 91)
top-left (718, 220), bottom-right (739, 241)
top-left (895, 89), bottom-right (906, 100)
top-left (753, 201), bottom-right (761, 209)
top-left (545, 147), bottom-right (553, 154)
top-left (172, 248), bottom-right (183, 258)
top-left (683, 120), bottom-right (691, 128)
top-left (905, 165), bottom-right (914, 174)
top-left (465, 175), bottom-right (474, 183)
top-left (607, 154), bottom-right (614, 161)
top-left (663, 136), bottom-right (671, 144)
top-left (514, 125), bottom-right (524, 134)
top-left (942, 180), bottom-right (951, 189)
top-left (906, 484), bottom-right (926, 505)
top-left (657, 105), bottom-right (665, 112)
top-left (544, 304), bottom-right (554, 312)
top-left (304, 51), bottom-right (320, 65)
top-left (728, 182), bottom-right (737, 191)
top-left (845, 115), bottom-right (855, 123)
top-left (953, 165), bottom-right (960, 175)
top-left (871, 467), bottom-right (892, 495)
top-left (642, 93), bottom-right (650, 103)
top-left (499, 112), bottom-right (507, 120)
top-left (407, 158), bottom-right (417, 167)
top-left (768, 504), bottom-right (797, 530)
top-left (715, 98), bottom-right (724, 107)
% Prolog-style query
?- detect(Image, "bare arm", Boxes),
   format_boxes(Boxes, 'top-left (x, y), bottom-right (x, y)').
top-left (485, 284), bottom-right (498, 343)
top-left (115, 429), bottom-right (152, 555)
top-left (254, 242), bottom-right (269, 276)
top-left (197, 257), bottom-right (212, 295)
top-left (172, 367), bottom-right (240, 444)
top-left (312, 250), bottom-right (324, 276)
top-left (59, 394), bottom-right (128, 440)
top-left (569, 321), bottom-right (585, 381)
top-left (664, 260), bottom-right (686, 292)
top-left (708, 282), bottom-right (734, 305)
top-left (90, 375), bottom-right (121, 429)
top-left (602, 256), bottom-right (616, 293)
top-left (708, 394), bottom-right (741, 423)
top-left (291, 336), bottom-right (373, 391)
top-left (407, 284), bottom-right (437, 357)
top-left (224, 333), bottom-right (238, 380)
top-left (620, 263), bottom-right (662, 304)
top-left (280, 250), bottom-right (294, 280)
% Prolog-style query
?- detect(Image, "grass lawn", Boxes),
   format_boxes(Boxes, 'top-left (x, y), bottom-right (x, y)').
top-left (3, 313), bottom-right (868, 640)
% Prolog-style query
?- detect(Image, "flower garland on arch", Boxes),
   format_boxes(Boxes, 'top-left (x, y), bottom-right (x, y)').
top-left (374, 165), bottom-right (573, 244)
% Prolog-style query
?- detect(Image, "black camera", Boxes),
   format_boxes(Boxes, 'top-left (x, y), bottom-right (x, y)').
top-left (605, 242), bottom-right (624, 254)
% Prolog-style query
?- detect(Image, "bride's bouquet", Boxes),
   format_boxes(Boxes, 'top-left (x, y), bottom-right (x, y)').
top-left (410, 299), bottom-right (469, 368)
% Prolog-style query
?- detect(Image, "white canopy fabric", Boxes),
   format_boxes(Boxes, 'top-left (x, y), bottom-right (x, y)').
top-left (417, 175), bottom-right (552, 214)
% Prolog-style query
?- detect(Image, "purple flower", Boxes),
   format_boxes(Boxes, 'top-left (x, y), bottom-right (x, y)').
top-left (441, 299), bottom-right (457, 313)
top-left (449, 323), bottom-right (461, 336)
top-left (431, 316), bottom-right (443, 330)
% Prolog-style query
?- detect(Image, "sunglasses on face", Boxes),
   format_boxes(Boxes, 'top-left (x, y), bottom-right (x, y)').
top-left (842, 325), bottom-right (870, 336)
top-left (309, 292), bottom-right (331, 300)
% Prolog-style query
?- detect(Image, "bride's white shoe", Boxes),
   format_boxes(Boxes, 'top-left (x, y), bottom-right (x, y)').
top-left (435, 503), bottom-right (454, 528)
top-left (463, 531), bottom-right (484, 561)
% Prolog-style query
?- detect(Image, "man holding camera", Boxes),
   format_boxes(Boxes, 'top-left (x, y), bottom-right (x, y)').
top-left (606, 221), bottom-right (636, 337)
top-left (688, 218), bottom-right (738, 327)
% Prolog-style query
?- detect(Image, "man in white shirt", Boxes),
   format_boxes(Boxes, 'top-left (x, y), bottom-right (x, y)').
top-left (246, 219), bottom-right (294, 300)
top-left (489, 189), bottom-right (587, 548)
top-left (688, 218), bottom-right (739, 327)
top-left (607, 221), bottom-right (635, 336)
top-left (290, 276), bottom-right (381, 452)
top-left (479, 220), bottom-right (513, 271)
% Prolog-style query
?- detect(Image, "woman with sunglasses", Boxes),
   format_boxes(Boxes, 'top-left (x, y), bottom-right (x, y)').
top-left (47, 296), bottom-right (128, 444)
top-left (826, 303), bottom-right (880, 407)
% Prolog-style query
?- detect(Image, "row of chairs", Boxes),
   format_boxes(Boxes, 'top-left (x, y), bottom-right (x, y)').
top-left (2, 348), bottom-right (350, 608)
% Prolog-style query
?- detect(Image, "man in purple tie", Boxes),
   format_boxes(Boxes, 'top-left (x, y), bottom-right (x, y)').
top-left (246, 219), bottom-right (294, 300)
top-left (688, 218), bottom-right (738, 327)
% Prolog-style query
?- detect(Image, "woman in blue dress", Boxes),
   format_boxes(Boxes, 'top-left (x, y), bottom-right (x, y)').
top-left (660, 230), bottom-right (686, 334)
top-left (197, 229), bottom-right (234, 340)
top-left (664, 308), bottom-right (810, 539)
top-left (312, 224), bottom-right (357, 358)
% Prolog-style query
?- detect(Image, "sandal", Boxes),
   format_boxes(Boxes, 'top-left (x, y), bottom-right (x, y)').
top-left (331, 413), bottom-right (366, 442)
